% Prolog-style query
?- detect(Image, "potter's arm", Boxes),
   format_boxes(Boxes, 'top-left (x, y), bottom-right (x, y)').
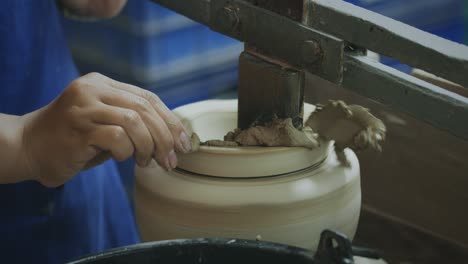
top-left (151, 0), bottom-right (468, 141)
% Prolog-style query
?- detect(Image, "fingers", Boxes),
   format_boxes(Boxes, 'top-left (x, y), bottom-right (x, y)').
top-left (102, 76), bottom-right (192, 154)
top-left (98, 88), bottom-right (178, 170)
top-left (83, 152), bottom-right (112, 171)
top-left (87, 125), bottom-right (135, 162)
top-left (79, 72), bottom-right (185, 170)
top-left (90, 104), bottom-right (155, 167)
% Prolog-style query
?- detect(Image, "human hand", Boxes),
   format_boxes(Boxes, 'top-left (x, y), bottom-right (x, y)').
top-left (21, 72), bottom-right (191, 187)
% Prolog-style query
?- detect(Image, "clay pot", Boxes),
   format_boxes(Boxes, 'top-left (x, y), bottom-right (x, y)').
top-left (134, 100), bottom-right (361, 250)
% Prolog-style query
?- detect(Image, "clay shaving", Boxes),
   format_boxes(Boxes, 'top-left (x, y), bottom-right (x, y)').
top-left (306, 100), bottom-right (386, 152)
top-left (190, 100), bottom-right (386, 153)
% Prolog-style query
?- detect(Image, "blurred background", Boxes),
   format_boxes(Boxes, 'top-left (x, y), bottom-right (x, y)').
top-left (62, 0), bottom-right (466, 108)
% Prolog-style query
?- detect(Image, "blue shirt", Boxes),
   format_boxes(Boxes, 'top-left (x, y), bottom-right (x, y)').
top-left (0, 1), bottom-right (139, 263)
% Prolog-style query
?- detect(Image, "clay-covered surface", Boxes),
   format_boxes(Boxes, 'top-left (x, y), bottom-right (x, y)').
top-left (224, 119), bottom-right (318, 149)
top-left (192, 100), bottom-right (385, 154)
top-left (306, 100), bottom-right (386, 152)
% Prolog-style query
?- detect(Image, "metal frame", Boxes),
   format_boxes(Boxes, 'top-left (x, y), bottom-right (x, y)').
top-left (152, 0), bottom-right (468, 140)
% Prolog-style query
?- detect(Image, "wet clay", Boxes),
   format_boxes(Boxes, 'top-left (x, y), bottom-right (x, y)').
top-left (306, 100), bottom-right (386, 152)
top-left (189, 133), bottom-right (239, 150)
top-left (190, 100), bottom-right (385, 152)
top-left (223, 118), bottom-right (319, 148)
top-left (203, 139), bottom-right (240, 147)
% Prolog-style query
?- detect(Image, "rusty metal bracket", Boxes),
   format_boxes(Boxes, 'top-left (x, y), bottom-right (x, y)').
top-left (210, 0), bottom-right (345, 83)
top-left (154, 0), bottom-right (345, 84)
top-left (306, 0), bottom-right (468, 88)
top-left (343, 53), bottom-right (468, 139)
top-left (151, 0), bottom-right (468, 141)
top-left (238, 52), bottom-right (305, 129)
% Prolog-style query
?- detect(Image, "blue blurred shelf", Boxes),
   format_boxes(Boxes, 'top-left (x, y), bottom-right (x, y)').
top-left (63, 0), bottom-right (464, 90)
top-left (63, 0), bottom-right (242, 101)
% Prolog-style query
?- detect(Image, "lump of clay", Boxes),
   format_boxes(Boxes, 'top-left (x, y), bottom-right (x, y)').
top-left (225, 118), bottom-right (319, 148)
top-left (188, 119), bottom-right (319, 149)
top-left (187, 100), bottom-right (385, 153)
top-left (203, 139), bottom-right (240, 147)
top-left (305, 100), bottom-right (386, 152)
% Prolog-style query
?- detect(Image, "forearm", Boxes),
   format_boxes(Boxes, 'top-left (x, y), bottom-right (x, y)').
top-left (59, 0), bottom-right (127, 19)
top-left (0, 114), bottom-right (33, 184)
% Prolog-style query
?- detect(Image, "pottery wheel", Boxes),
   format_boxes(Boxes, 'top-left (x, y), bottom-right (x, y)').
top-left (174, 100), bottom-right (331, 178)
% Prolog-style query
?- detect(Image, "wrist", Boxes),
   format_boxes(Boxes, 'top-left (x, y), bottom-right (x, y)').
top-left (17, 113), bottom-right (39, 183)
top-left (0, 113), bottom-right (36, 183)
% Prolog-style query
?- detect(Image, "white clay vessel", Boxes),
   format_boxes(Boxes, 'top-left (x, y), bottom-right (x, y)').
top-left (134, 100), bottom-right (361, 250)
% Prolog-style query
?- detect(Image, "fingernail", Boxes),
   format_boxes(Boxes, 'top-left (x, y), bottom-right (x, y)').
top-left (180, 131), bottom-right (192, 153)
top-left (167, 150), bottom-right (178, 169)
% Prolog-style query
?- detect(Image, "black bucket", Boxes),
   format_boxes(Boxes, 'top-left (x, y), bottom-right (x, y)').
top-left (69, 230), bottom-right (379, 264)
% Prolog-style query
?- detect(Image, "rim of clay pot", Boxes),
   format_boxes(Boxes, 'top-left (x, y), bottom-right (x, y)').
top-left (174, 100), bottom-right (331, 178)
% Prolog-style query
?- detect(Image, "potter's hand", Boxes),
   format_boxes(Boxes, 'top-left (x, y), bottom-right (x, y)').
top-left (21, 72), bottom-right (191, 187)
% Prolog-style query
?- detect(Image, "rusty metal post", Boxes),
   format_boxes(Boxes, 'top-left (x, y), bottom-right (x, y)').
top-left (237, 51), bottom-right (305, 129)
top-left (237, 0), bottom-right (307, 130)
